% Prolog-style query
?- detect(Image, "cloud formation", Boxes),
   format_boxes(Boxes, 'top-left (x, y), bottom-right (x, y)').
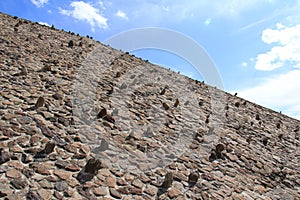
top-left (127, 0), bottom-right (275, 23)
top-left (255, 23), bottom-right (300, 70)
top-left (38, 22), bottom-right (50, 26)
top-left (59, 1), bottom-right (108, 31)
top-left (116, 10), bottom-right (128, 20)
top-left (30, 0), bottom-right (48, 7)
top-left (239, 70), bottom-right (300, 119)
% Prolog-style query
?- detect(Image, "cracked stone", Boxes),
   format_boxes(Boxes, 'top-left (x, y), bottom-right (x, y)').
top-left (11, 179), bottom-right (28, 189)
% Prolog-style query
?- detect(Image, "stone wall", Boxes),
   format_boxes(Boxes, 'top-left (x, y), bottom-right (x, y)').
top-left (0, 12), bottom-right (299, 199)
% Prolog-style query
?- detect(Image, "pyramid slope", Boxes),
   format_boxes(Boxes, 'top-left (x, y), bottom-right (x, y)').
top-left (0, 12), bottom-right (299, 199)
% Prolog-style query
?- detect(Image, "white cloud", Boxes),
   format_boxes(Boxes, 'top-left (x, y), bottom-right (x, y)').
top-left (255, 24), bottom-right (300, 70)
top-left (241, 62), bottom-right (248, 67)
top-left (126, 0), bottom-right (275, 25)
top-left (214, 0), bottom-right (266, 17)
top-left (38, 22), bottom-right (50, 27)
top-left (116, 10), bottom-right (128, 20)
top-left (30, 0), bottom-right (48, 7)
top-left (238, 70), bottom-right (300, 120)
top-left (59, 1), bottom-right (108, 31)
top-left (276, 23), bottom-right (285, 30)
top-left (204, 18), bottom-right (211, 26)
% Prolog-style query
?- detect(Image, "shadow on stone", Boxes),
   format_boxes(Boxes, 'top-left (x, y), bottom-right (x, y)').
top-left (0, 148), bottom-right (10, 164)
top-left (91, 139), bottom-right (109, 153)
top-left (209, 143), bottom-right (226, 162)
top-left (34, 142), bottom-right (55, 159)
top-left (76, 158), bottom-right (102, 183)
top-left (188, 171), bottom-right (199, 187)
top-left (157, 172), bottom-right (173, 197)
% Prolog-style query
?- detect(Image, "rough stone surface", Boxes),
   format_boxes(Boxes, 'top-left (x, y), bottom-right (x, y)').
top-left (0, 12), bottom-right (299, 199)
top-left (54, 169), bottom-right (71, 180)
top-left (168, 187), bottom-right (181, 198)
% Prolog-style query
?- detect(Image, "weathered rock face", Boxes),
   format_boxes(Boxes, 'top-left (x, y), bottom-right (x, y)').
top-left (0, 12), bottom-right (299, 199)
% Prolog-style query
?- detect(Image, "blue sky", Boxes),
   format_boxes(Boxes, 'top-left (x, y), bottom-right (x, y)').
top-left (1, 0), bottom-right (300, 119)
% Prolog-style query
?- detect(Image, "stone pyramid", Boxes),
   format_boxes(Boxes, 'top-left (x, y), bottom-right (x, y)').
top-left (0, 12), bottom-right (299, 199)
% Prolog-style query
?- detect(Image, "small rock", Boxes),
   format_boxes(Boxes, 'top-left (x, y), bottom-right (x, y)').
top-left (35, 96), bottom-right (45, 108)
top-left (143, 127), bottom-right (154, 138)
top-left (26, 191), bottom-right (40, 200)
top-left (14, 67), bottom-right (28, 76)
top-left (174, 99), bottom-right (179, 107)
top-left (44, 141), bottom-right (55, 154)
top-left (21, 153), bottom-right (33, 163)
top-left (92, 139), bottom-right (109, 153)
top-left (66, 164), bottom-right (80, 172)
top-left (0, 166), bottom-right (9, 173)
top-left (201, 191), bottom-right (210, 200)
top-left (38, 125), bottom-right (54, 138)
top-left (36, 164), bottom-right (51, 175)
top-left (168, 188), bottom-right (181, 198)
top-left (6, 169), bottom-right (21, 179)
top-left (120, 83), bottom-right (127, 89)
top-left (110, 188), bottom-right (122, 199)
top-left (53, 191), bottom-right (63, 199)
top-left (161, 172), bottom-right (173, 189)
top-left (162, 102), bottom-right (170, 110)
top-left (107, 87), bottom-right (114, 95)
top-left (99, 168), bottom-right (112, 177)
top-left (76, 158), bottom-right (102, 183)
top-left (55, 181), bottom-right (69, 191)
top-left (132, 179), bottom-right (143, 189)
top-left (40, 65), bottom-right (52, 72)
top-left (106, 176), bottom-right (116, 188)
top-left (209, 151), bottom-right (217, 162)
top-left (11, 179), bottom-right (28, 189)
top-left (68, 40), bottom-right (74, 47)
top-left (94, 187), bottom-right (108, 196)
top-left (189, 143), bottom-right (198, 149)
top-left (58, 117), bottom-right (69, 126)
top-left (144, 185), bottom-right (158, 196)
top-left (37, 188), bottom-right (52, 200)
top-left (140, 173), bottom-right (151, 183)
top-left (124, 174), bottom-right (135, 182)
top-left (52, 92), bottom-right (63, 100)
top-left (226, 153), bottom-right (238, 162)
top-left (128, 187), bottom-right (142, 195)
top-left (117, 178), bottom-right (127, 186)
top-left (255, 185), bottom-right (267, 194)
top-left (205, 117), bottom-right (209, 124)
top-left (188, 171), bottom-right (199, 187)
top-left (115, 72), bottom-right (121, 78)
top-left (103, 115), bottom-right (115, 124)
top-left (84, 158), bottom-right (102, 174)
top-left (97, 108), bottom-right (107, 119)
top-left (0, 183), bottom-right (11, 197)
top-left (199, 100), bottom-right (204, 106)
top-left (0, 148), bottom-right (10, 164)
top-left (262, 137), bottom-right (268, 146)
top-left (215, 143), bottom-right (226, 159)
top-left (22, 168), bottom-right (34, 178)
top-left (255, 114), bottom-right (260, 120)
top-left (39, 179), bottom-right (53, 189)
top-left (215, 143), bottom-right (225, 153)
top-left (160, 87), bottom-right (167, 95)
top-left (54, 169), bottom-right (71, 180)
top-left (55, 160), bottom-right (68, 169)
